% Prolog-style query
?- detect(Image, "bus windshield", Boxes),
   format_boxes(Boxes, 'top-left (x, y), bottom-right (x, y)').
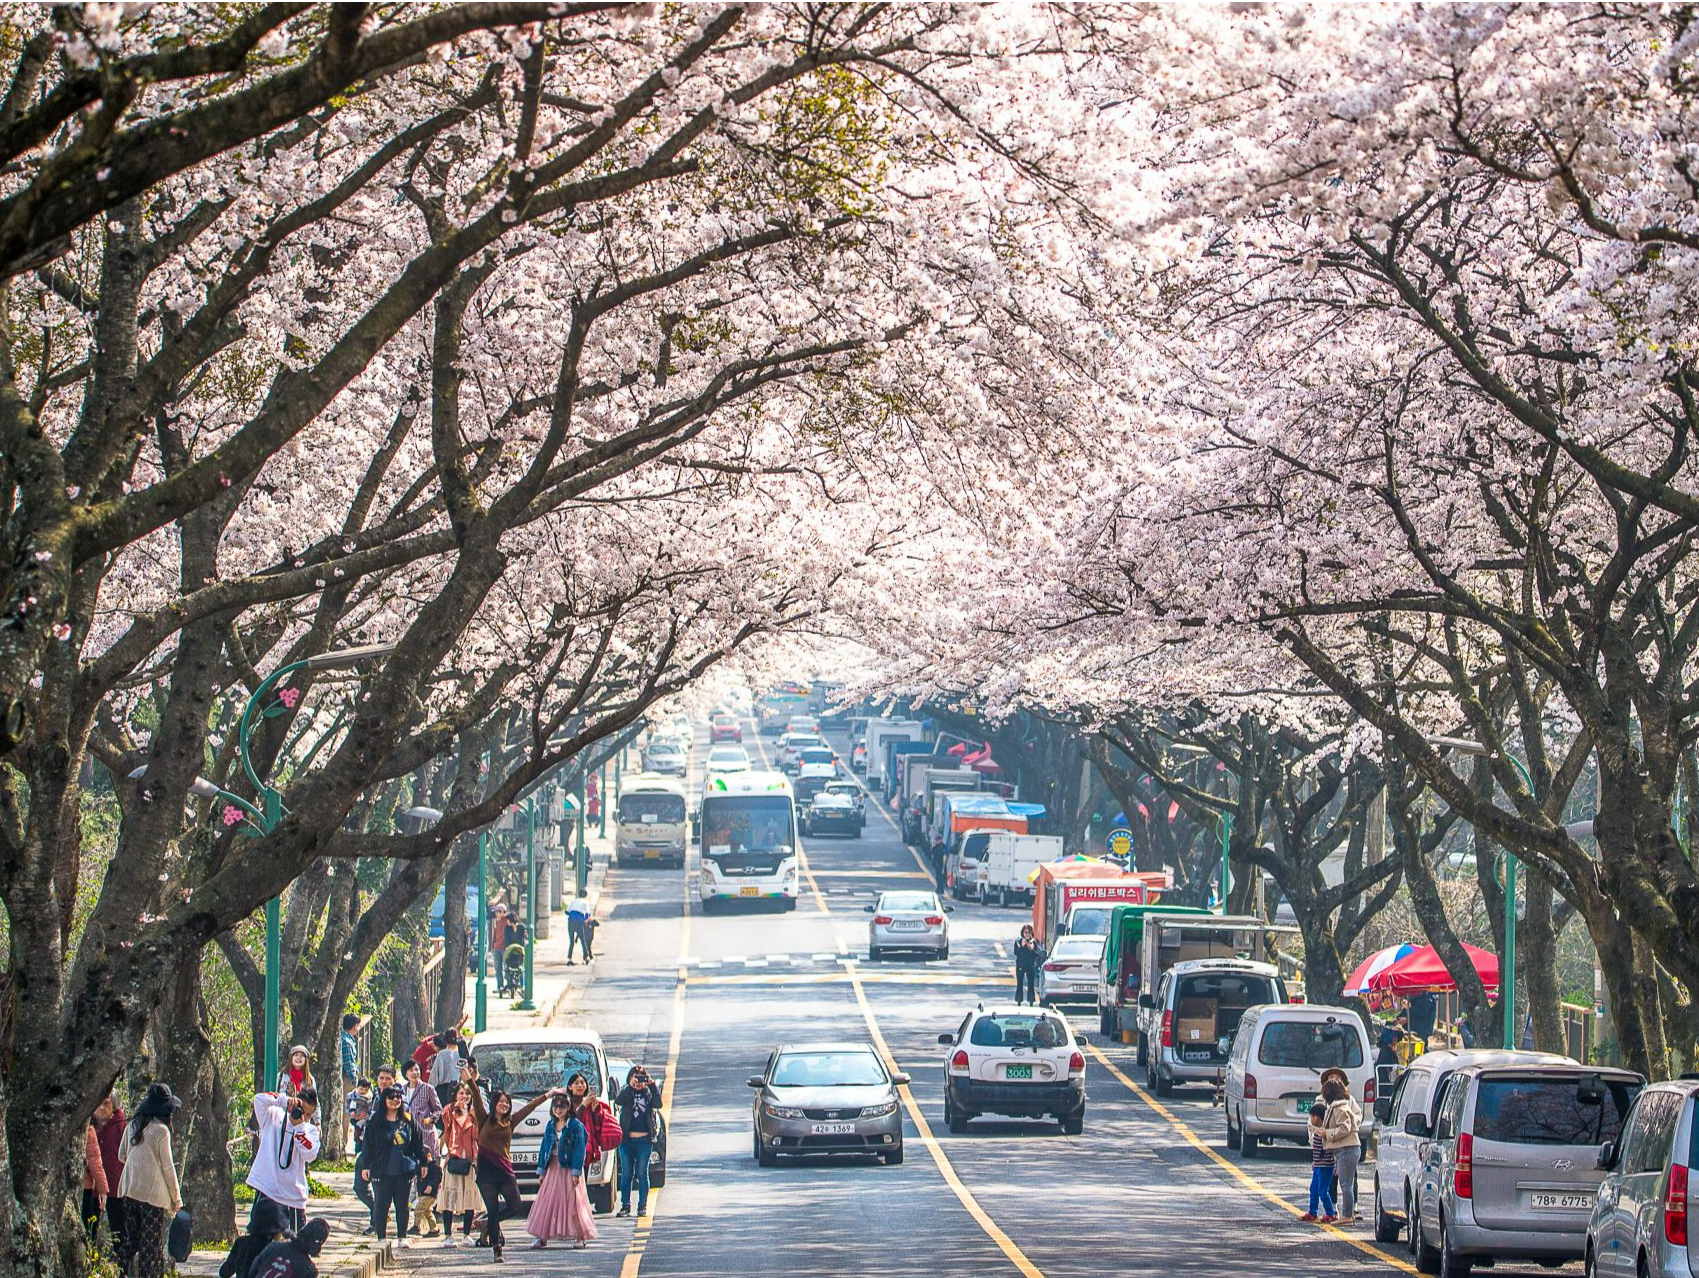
top-left (701, 795), bottom-right (794, 855)
top-left (618, 793), bottom-right (686, 823)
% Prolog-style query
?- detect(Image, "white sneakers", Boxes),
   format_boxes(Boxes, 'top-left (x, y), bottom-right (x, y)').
top-left (442, 1234), bottom-right (456, 1248)
top-left (529, 1238), bottom-right (548, 1249)
top-left (395, 1238), bottom-right (411, 1250)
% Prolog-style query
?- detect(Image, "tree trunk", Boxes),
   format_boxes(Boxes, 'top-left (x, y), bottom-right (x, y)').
top-left (155, 958), bottom-right (235, 1244)
top-left (392, 944), bottom-right (426, 1063)
top-left (1520, 872), bottom-right (1564, 1055)
top-left (437, 847), bottom-right (474, 1031)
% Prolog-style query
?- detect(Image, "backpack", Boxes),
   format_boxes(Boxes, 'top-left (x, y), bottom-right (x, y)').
top-left (167, 1208), bottom-right (193, 1262)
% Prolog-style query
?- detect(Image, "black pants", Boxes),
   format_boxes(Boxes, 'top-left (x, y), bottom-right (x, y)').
top-left (105, 1195), bottom-right (127, 1249)
top-left (122, 1201), bottom-right (167, 1278)
top-left (80, 1190), bottom-right (102, 1244)
top-left (250, 1191), bottom-right (305, 1237)
top-left (1015, 966), bottom-right (1037, 1005)
top-left (475, 1165), bottom-right (521, 1247)
top-left (352, 1167), bottom-right (376, 1225)
top-left (372, 1174), bottom-right (412, 1240)
top-left (567, 918), bottom-right (589, 962)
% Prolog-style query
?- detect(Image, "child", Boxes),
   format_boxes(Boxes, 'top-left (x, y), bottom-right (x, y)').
top-left (347, 1078), bottom-right (373, 1153)
top-left (1304, 1104), bottom-right (1337, 1223)
top-left (581, 915), bottom-right (599, 962)
top-left (414, 1114), bottom-right (442, 1238)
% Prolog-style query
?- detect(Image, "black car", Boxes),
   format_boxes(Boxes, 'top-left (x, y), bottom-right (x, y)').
top-left (805, 794), bottom-right (862, 838)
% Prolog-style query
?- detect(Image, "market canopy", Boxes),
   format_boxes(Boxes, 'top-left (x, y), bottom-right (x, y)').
top-left (1346, 943), bottom-right (1500, 996)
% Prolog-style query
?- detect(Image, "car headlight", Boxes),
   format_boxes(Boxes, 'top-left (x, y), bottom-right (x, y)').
top-left (762, 1103), bottom-right (804, 1119)
top-left (860, 1101), bottom-right (898, 1118)
top-left (701, 862), bottom-right (718, 878)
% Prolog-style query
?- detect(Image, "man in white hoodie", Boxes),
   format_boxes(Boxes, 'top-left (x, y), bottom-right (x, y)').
top-left (245, 1088), bottom-right (321, 1236)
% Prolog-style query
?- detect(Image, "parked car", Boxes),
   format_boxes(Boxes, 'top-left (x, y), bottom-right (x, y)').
top-left (1040, 936), bottom-right (1106, 1006)
top-left (641, 737), bottom-right (687, 776)
top-left (475, 1028), bottom-right (620, 1211)
top-left (1144, 958), bottom-right (1288, 1097)
top-left (866, 890), bottom-right (952, 961)
top-left (1404, 1059), bottom-right (1641, 1274)
top-left (1223, 1002), bottom-right (1371, 1155)
top-left (1373, 1049), bottom-right (1577, 1244)
top-left (1588, 1077), bottom-right (1699, 1278)
top-left (804, 792), bottom-right (862, 838)
top-left (710, 714), bottom-right (743, 743)
top-left (851, 741), bottom-right (867, 773)
top-left (606, 1057), bottom-right (668, 1189)
top-left (747, 1042), bottom-right (907, 1166)
top-left (939, 1005), bottom-right (1086, 1135)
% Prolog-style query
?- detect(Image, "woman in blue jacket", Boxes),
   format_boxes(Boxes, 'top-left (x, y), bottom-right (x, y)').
top-left (525, 1091), bottom-right (599, 1249)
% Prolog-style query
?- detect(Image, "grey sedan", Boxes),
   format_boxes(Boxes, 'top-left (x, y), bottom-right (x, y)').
top-left (866, 890), bottom-right (952, 961)
top-left (748, 1043), bottom-right (908, 1166)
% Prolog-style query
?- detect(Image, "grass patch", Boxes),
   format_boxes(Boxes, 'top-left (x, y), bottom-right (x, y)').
top-left (237, 1173), bottom-right (337, 1202)
top-left (314, 1158), bottom-right (356, 1172)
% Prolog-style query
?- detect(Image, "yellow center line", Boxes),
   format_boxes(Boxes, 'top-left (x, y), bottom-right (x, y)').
top-left (1084, 1043), bottom-right (1414, 1274)
top-left (845, 960), bottom-right (1046, 1278)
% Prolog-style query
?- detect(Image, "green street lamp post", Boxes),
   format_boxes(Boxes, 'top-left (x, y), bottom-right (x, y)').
top-left (476, 830), bottom-right (489, 1033)
top-left (1427, 735), bottom-right (1532, 1051)
top-left (515, 797), bottom-right (539, 1011)
top-left (597, 766), bottom-right (607, 837)
top-left (575, 774), bottom-right (590, 896)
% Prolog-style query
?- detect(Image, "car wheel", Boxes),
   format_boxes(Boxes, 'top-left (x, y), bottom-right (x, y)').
top-left (882, 1143), bottom-right (904, 1166)
top-left (1373, 1177), bottom-right (1401, 1243)
top-left (1061, 1109), bottom-right (1084, 1136)
top-left (945, 1093), bottom-right (969, 1135)
top-left (869, 945), bottom-right (882, 962)
top-left (1225, 1110), bottom-right (1240, 1151)
top-left (589, 1180), bottom-right (614, 1214)
top-left (783, 897), bottom-right (797, 912)
top-left (1240, 1127), bottom-right (1258, 1158)
top-left (1135, 1033), bottom-right (1148, 1068)
top-left (1412, 1195), bottom-right (1440, 1274)
top-left (939, 947), bottom-right (949, 962)
top-left (649, 1164), bottom-right (667, 1190)
top-left (1153, 1069), bottom-right (1173, 1098)
top-left (997, 888), bottom-right (1010, 908)
top-left (1438, 1216), bottom-right (1471, 1278)
top-left (755, 1131), bottom-right (777, 1168)
top-left (1100, 1008), bottom-right (1114, 1039)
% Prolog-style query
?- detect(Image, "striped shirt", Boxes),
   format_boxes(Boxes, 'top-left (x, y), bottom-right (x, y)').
top-left (1310, 1127), bottom-right (1335, 1167)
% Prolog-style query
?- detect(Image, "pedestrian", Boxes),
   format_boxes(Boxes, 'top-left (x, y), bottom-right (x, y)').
top-left (374, 1063), bottom-right (398, 1098)
top-left (1320, 1073), bottom-right (1363, 1223)
top-left (463, 1061), bottom-right (557, 1261)
top-left (218, 1195), bottom-right (288, 1278)
top-left (1407, 991), bottom-right (1438, 1043)
top-left (245, 1087), bottom-right (321, 1236)
top-left (1374, 1017), bottom-right (1405, 1069)
top-left (277, 1045), bottom-right (315, 1097)
top-left (92, 1088), bottom-right (128, 1247)
top-left (410, 1032), bottom-right (440, 1078)
top-left (351, 1140), bottom-right (376, 1235)
top-left (415, 1114), bottom-right (442, 1238)
top-left (526, 1088), bottom-right (598, 1250)
top-left (340, 1014), bottom-right (360, 1101)
top-left (363, 1084), bottom-right (426, 1247)
top-left (569, 1070), bottom-right (619, 1178)
top-left (615, 1064), bottom-right (661, 1218)
top-left (1456, 1010), bottom-right (1477, 1049)
top-left (581, 915), bottom-right (600, 962)
top-left (117, 1083), bottom-right (182, 1278)
top-left (438, 1082), bottom-right (482, 1248)
top-left (1303, 1103), bottom-right (1337, 1223)
top-left (346, 1077), bottom-right (373, 1153)
top-left (1013, 925), bottom-right (1046, 1006)
top-left (430, 1028), bottom-right (468, 1106)
top-left (248, 1217), bottom-right (330, 1278)
top-left (566, 893), bottom-right (590, 964)
top-left (928, 836), bottom-right (948, 891)
top-left (489, 903), bottom-right (512, 969)
top-left (407, 1061), bottom-right (443, 1128)
top-left (81, 1115), bottom-right (108, 1244)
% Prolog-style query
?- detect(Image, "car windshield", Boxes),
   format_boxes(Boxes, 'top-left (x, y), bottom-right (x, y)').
top-left (1053, 938), bottom-right (1105, 962)
top-left (1066, 907), bottom-right (1113, 935)
top-left (825, 783), bottom-right (858, 796)
top-left (475, 1043), bottom-right (602, 1099)
top-left (708, 749), bottom-right (746, 763)
top-left (880, 893), bottom-right (939, 913)
top-left (812, 796), bottom-right (852, 809)
top-left (799, 749), bottom-right (835, 764)
top-left (970, 1014), bottom-right (1066, 1048)
top-left (1256, 1021), bottom-right (1364, 1069)
top-left (647, 742), bottom-right (681, 756)
top-left (1473, 1076), bottom-right (1638, 1146)
top-left (771, 1051), bottom-right (886, 1087)
top-left (617, 793), bottom-right (686, 822)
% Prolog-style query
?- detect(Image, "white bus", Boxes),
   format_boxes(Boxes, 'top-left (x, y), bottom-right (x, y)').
top-left (697, 770), bottom-right (799, 911)
top-left (615, 773), bottom-right (689, 867)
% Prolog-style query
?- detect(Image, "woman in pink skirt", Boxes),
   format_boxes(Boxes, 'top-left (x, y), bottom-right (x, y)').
top-left (526, 1089), bottom-right (598, 1249)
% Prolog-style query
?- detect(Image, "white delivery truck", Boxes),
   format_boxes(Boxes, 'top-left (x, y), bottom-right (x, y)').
top-left (973, 832), bottom-right (1064, 906)
top-left (864, 719), bottom-right (924, 790)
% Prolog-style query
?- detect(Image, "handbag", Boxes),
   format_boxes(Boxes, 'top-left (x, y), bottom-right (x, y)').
top-left (167, 1208), bottom-right (193, 1262)
top-left (445, 1154), bottom-right (473, 1176)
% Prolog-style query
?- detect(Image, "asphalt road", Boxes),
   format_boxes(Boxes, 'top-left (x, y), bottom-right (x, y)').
top-left (393, 721), bottom-right (1577, 1277)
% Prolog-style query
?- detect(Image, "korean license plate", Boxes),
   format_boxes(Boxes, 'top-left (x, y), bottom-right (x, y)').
top-left (1005, 1064), bottom-right (1032, 1080)
top-left (1295, 1097), bottom-right (1315, 1114)
top-left (1529, 1192), bottom-right (1592, 1210)
top-left (810, 1123), bottom-right (855, 1135)
top-left (739, 886), bottom-right (759, 897)
top-left (1072, 984), bottom-right (1095, 992)
top-left (891, 920), bottom-right (923, 930)
top-left (644, 850), bottom-right (661, 860)
top-left (512, 1153), bottom-right (534, 1167)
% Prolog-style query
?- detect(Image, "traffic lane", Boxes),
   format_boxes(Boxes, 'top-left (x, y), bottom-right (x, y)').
top-left (858, 977), bottom-right (1401, 1278)
top-left (635, 975), bottom-right (1023, 1278)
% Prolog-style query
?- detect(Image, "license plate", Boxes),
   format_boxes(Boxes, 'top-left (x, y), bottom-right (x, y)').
top-left (644, 850), bottom-right (661, 859)
top-left (1295, 1097), bottom-right (1315, 1114)
top-left (810, 1123), bottom-right (855, 1135)
top-left (1529, 1192), bottom-right (1593, 1211)
top-left (1005, 1064), bottom-right (1033, 1080)
top-left (891, 920), bottom-right (923, 930)
top-left (512, 1153), bottom-right (534, 1167)
top-left (739, 886), bottom-right (759, 897)
top-left (1072, 984), bottom-right (1095, 992)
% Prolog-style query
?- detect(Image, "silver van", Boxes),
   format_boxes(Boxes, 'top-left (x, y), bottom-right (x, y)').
top-left (1145, 959), bottom-right (1287, 1095)
top-left (1404, 1060), bottom-right (1641, 1275)
top-left (1223, 1003), bottom-right (1373, 1155)
top-left (1587, 1078), bottom-right (1699, 1278)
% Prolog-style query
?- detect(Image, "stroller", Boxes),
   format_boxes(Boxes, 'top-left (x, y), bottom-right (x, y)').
top-left (501, 941), bottom-right (525, 995)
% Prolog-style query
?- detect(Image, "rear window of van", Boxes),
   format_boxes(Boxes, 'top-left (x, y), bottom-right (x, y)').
top-left (1257, 1020), bottom-right (1364, 1069)
top-left (1472, 1076), bottom-right (1637, 1146)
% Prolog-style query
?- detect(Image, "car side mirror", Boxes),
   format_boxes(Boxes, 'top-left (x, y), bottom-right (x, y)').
top-left (745, 1076), bottom-right (765, 1089)
top-left (944, 905), bottom-right (956, 914)
top-left (1373, 1097), bottom-right (1392, 1124)
top-left (1138, 994), bottom-right (1156, 1010)
top-left (890, 1073), bottom-right (911, 1087)
top-left (1597, 1141), bottom-right (1617, 1170)
top-left (1403, 1114), bottom-right (1431, 1138)
top-left (937, 1033), bottom-right (955, 1045)
top-left (865, 905), bottom-right (876, 913)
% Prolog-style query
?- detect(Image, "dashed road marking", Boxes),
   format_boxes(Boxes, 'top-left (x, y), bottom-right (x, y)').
top-left (687, 970), bottom-right (1014, 988)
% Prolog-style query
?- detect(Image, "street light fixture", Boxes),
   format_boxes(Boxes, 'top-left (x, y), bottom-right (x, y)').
top-left (1424, 733), bottom-right (1533, 1051)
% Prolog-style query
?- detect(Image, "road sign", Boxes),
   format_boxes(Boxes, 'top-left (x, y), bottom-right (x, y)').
top-left (1106, 828), bottom-right (1133, 858)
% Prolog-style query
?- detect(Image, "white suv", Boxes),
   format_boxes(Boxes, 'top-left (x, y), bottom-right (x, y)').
top-left (937, 1005), bottom-right (1086, 1135)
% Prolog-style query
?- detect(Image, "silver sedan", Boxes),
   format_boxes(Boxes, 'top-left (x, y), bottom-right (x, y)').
top-left (865, 890), bottom-right (953, 961)
top-left (748, 1043), bottom-right (908, 1166)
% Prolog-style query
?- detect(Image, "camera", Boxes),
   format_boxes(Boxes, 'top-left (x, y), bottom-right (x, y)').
top-left (289, 1101), bottom-right (305, 1122)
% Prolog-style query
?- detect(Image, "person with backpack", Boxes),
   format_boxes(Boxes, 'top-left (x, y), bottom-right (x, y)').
top-left (218, 1196), bottom-right (288, 1278)
top-left (249, 1218), bottom-right (330, 1278)
top-left (362, 1085), bottom-right (426, 1246)
top-left (117, 1083), bottom-right (182, 1278)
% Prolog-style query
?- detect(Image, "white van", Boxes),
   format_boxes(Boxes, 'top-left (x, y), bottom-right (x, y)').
top-left (1222, 1003), bottom-right (1374, 1156)
top-left (469, 1027), bottom-right (620, 1211)
top-left (615, 773), bottom-right (689, 867)
top-left (1146, 959), bottom-right (1288, 1095)
top-left (1368, 1048), bottom-right (1575, 1244)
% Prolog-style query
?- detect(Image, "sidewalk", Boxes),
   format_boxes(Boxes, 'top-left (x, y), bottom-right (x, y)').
top-left (476, 825), bottom-right (616, 1033)
top-left (184, 1173), bottom-right (391, 1278)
